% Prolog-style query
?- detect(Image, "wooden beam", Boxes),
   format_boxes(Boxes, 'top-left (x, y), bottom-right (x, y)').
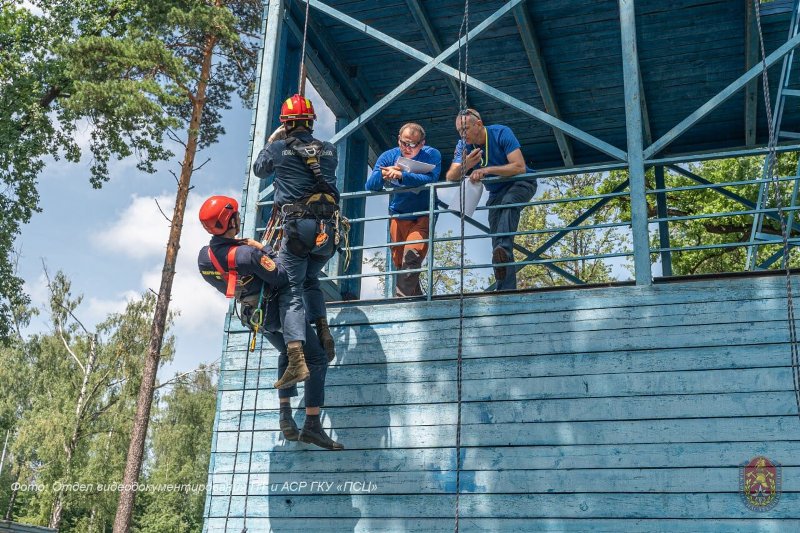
top-left (745, 0), bottom-right (759, 146)
top-left (513, 3), bottom-right (574, 167)
top-left (404, 0), bottom-right (462, 106)
top-left (619, 0), bottom-right (652, 285)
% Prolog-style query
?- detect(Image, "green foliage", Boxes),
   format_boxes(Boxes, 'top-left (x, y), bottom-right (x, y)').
top-left (132, 371), bottom-right (217, 533)
top-left (652, 154), bottom-right (800, 275)
top-left (0, 0), bottom-right (262, 344)
top-left (0, 270), bottom-right (179, 531)
top-left (517, 173), bottom-right (630, 287)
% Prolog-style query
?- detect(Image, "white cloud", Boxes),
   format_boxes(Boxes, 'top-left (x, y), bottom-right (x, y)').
top-left (92, 194), bottom-right (174, 259)
top-left (140, 262), bottom-right (229, 333)
top-left (91, 191), bottom-right (236, 336)
top-left (85, 290), bottom-right (140, 323)
top-left (92, 191), bottom-right (227, 260)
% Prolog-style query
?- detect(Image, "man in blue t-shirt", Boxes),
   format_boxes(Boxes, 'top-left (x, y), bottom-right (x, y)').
top-left (366, 123), bottom-right (441, 296)
top-left (445, 109), bottom-right (537, 291)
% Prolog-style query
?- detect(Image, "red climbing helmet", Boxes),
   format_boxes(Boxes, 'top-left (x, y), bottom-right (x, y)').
top-left (199, 195), bottom-right (239, 235)
top-left (279, 94), bottom-right (317, 123)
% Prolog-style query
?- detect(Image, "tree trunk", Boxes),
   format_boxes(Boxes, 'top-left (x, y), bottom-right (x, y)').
top-left (5, 471), bottom-right (18, 520)
top-left (50, 333), bottom-right (97, 530)
top-left (113, 30), bottom-right (218, 533)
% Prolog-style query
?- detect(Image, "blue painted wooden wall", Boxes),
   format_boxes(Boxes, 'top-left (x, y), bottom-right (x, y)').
top-left (203, 274), bottom-right (800, 531)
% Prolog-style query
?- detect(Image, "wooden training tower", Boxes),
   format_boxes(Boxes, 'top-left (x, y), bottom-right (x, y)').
top-left (204, 1), bottom-right (800, 531)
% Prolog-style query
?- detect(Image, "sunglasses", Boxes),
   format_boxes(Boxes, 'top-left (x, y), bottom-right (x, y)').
top-left (398, 140), bottom-right (420, 149)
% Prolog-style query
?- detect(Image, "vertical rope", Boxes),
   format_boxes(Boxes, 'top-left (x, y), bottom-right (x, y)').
top-left (753, 0), bottom-right (800, 421)
top-left (298, 0), bottom-right (312, 95)
top-left (224, 324), bottom-right (253, 532)
top-left (455, 2), bottom-right (470, 531)
top-left (239, 326), bottom-right (266, 533)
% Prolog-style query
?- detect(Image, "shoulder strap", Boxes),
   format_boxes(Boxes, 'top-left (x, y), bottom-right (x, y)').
top-left (207, 246), bottom-right (239, 298)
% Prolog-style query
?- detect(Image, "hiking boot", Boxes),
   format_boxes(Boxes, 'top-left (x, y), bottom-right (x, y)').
top-left (315, 317), bottom-right (336, 362)
top-left (492, 246), bottom-right (510, 282)
top-left (273, 346), bottom-right (309, 389)
top-left (279, 405), bottom-right (299, 441)
top-left (299, 415), bottom-right (344, 450)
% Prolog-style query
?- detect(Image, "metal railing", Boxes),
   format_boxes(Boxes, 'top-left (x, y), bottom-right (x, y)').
top-left (254, 158), bottom-right (800, 302)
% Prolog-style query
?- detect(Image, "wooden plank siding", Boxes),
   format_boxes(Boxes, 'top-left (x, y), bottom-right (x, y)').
top-left (203, 274), bottom-right (800, 531)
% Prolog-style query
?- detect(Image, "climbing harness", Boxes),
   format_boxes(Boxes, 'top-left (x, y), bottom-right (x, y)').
top-left (454, 1), bottom-right (470, 531)
top-left (753, 0), bottom-right (800, 420)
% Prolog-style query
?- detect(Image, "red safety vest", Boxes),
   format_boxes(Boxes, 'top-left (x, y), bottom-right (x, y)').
top-left (207, 246), bottom-right (239, 298)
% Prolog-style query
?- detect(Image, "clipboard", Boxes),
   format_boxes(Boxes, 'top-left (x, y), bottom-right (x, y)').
top-left (396, 156), bottom-right (435, 174)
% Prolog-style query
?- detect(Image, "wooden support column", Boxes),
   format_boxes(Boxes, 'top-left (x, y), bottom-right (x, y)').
top-left (620, 0), bottom-right (653, 285)
top-left (745, 0), bottom-right (759, 146)
top-left (654, 166), bottom-right (672, 276)
top-left (243, 0), bottom-right (288, 238)
top-left (334, 117), bottom-right (368, 300)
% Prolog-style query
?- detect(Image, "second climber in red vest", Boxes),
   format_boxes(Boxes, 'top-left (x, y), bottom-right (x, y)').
top-left (197, 195), bottom-right (343, 450)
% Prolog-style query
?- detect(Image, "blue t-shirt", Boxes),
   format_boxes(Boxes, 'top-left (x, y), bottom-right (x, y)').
top-left (453, 124), bottom-right (531, 195)
top-left (365, 146), bottom-right (441, 220)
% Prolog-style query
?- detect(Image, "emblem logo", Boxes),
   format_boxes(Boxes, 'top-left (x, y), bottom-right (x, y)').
top-left (260, 255), bottom-right (276, 272)
top-left (740, 456), bottom-right (781, 511)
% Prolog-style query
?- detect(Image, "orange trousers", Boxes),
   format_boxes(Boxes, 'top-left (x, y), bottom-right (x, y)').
top-left (389, 216), bottom-right (430, 268)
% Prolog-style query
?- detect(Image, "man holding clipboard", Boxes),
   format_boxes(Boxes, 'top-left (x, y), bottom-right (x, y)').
top-left (446, 109), bottom-right (537, 291)
top-left (365, 123), bottom-right (442, 296)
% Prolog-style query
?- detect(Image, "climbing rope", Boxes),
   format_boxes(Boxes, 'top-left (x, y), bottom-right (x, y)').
top-left (223, 322), bottom-right (253, 532)
top-left (454, 1), bottom-right (470, 531)
top-left (298, 0), bottom-right (312, 96)
top-left (239, 315), bottom-right (266, 533)
top-left (753, 0), bottom-right (800, 420)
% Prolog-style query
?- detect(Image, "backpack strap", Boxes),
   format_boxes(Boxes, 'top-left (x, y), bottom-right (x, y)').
top-left (207, 246), bottom-right (239, 298)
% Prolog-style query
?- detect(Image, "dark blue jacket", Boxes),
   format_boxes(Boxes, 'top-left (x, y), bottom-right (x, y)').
top-left (365, 146), bottom-right (441, 220)
top-left (198, 236), bottom-right (288, 304)
top-left (252, 130), bottom-right (339, 206)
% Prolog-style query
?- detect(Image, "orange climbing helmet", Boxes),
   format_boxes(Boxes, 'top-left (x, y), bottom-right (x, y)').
top-left (279, 94), bottom-right (316, 123)
top-left (199, 195), bottom-right (239, 235)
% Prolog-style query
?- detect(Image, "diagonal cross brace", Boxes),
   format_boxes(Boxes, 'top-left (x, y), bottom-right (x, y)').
top-left (645, 30), bottom-right (800, 158)
top-left (435, 200), bottom-right (585, 285)
top-left (484, 178), bottom-right (632, 290)
top-left (667, 164), bottom-right (800, 233)
top-left (308, 0), bottom-right (627, 161)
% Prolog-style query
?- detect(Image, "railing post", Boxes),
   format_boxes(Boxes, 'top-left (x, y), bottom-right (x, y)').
top-left (385, 219), bottom-right (394, 299)
top-left (427, 184), bottom-right (437, 300)
top-left (619, 0), bottom-right (653, 285)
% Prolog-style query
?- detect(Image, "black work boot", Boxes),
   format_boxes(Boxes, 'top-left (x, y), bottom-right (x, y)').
top-left (315, 317), bottom-right (336, 362)
top-left (299, 414), bottom-right (344, 450)
top-left (279, 404), bottom-right (299, 441)
top-left (492, 246), bottom-right (510, 282)
top-left (274, 345), bottom-right (309, 389)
